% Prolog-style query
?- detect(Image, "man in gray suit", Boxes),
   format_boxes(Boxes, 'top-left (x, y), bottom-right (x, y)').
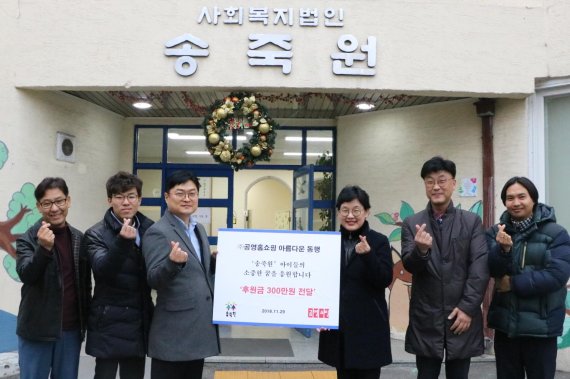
top-left (142, 170), bottom-right (219, 379)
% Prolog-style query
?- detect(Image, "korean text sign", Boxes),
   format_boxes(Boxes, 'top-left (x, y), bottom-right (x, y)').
top-left (213, 228), bottom-right (341, 329)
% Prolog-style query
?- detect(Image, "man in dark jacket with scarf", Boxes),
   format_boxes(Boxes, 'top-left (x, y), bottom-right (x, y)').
top-left (401, 156), bottom-right (489, 379)
top-left (487, 176), bottom-right (570, 379)
top-left (16, 177), bottom-right (91, 379)
top-left (83, 171), bottom-right (154, 379)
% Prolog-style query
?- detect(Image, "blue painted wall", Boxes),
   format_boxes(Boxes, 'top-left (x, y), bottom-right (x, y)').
top-left (0, 310), bottom-right (17, 352)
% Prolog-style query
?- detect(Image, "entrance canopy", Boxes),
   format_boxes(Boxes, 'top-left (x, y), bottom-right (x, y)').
top-left (64, 90), bottom-right (460, 119)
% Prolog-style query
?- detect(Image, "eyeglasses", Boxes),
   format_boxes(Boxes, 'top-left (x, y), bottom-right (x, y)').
top-left (39, 198), bottom-right (67, 210)
top-left (112, 194), bottom-right (139, 203)
top-left (424, 177), bottom-right (453, 189)
top-left (171, 190), bottom-right (198, 200)
top-left (339, 208), bottom-right (363, 217)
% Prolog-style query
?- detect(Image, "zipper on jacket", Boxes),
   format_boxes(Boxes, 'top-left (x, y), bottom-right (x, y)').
top-left (520, 242), bottom-right (527, 269)
top-left (55, 245), bottom-right (65, 339)
top-left (344, 234), bottom-right (355, 266)
top-left (72, 232), bottom-right (86, 336)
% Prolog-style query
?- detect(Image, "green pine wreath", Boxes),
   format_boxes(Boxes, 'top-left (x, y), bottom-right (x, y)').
top-left (203, 92), bottom-right (278, 171)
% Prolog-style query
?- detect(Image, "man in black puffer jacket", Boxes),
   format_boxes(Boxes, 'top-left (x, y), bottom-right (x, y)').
top-left (83, 172), bottom-right (154, 379)
top-left (487, 176), bottom-right (570, 379)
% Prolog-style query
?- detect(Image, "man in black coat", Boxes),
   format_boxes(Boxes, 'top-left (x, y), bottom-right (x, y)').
top-left (401, 157), bottom-right (489, 379)
top-left (83, 171), bottom-right (154, 379)
top-left (16, 177), bottom-right (90, 379)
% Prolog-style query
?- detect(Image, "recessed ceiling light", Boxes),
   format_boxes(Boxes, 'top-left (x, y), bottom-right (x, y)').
top-left (168, 133), bottom-right (204, 140)
top-left (285, 137), bottom-right (333, 142)
top-left (356, 102), bottom-right (375, 111)
top-left (169, 133), bottom-right (246, 141)
top-left (133, 101), bottom-right (152, 109)
top-left (283, 152), bottom-right (334, 156)
top-left (185, 151), bottom-right (210, 155)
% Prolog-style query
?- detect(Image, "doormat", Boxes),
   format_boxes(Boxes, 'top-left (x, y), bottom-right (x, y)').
top-left (214, 371), bottom-right (336, 379)
top-left (220, 338), bottom-right (294, 357)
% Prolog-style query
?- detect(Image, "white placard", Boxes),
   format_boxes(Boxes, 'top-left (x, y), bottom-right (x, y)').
top-left (213, 228), bottom-right (341, 329)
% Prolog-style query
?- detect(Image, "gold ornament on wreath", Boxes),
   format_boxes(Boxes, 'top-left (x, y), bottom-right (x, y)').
top-left (203, 92), bottom-right (278, 171)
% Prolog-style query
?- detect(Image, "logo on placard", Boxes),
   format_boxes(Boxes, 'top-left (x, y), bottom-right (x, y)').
top-left (225, 302), bottom-right (238, 318)
top-left (307, 308), bottom-right (330, 319)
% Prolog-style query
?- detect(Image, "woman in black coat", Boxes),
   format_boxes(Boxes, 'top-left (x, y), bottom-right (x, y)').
top-left (318, 185), bottom-right (393, 379)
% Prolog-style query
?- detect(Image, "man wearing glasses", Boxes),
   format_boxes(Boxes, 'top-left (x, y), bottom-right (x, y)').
top-left (16, 177), bottom-right (91, 379)
top-left (401, 156), bottom-right (489, 379)
top-left (142, 170), bottom-right (219, 379)
top-left (83, 171), bottom-right (154, 379)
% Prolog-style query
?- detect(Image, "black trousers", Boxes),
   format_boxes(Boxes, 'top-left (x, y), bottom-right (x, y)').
top-left (416, 355), bottom-right (471, 379)
top-left (336, 367), bottom-right (381, 379)
top-left (94, 357), bottom-right (146, 379)
top-left (150, 358), bottom-right (204, 379)
top-left (494, 330), bottom-right (557, 379)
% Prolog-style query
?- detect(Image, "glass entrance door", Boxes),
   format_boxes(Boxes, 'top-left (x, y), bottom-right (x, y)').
top-left (292, 164), bottom-right (335, 338)
top-left (293, 164), bottom-right (335, 232)
top-left (292, 165), bottom-right (312, 231)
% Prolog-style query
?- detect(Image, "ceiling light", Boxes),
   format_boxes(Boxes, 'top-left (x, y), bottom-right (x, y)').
top-left (169, 133), bottom-right (246, 141)
top-left (283, 152), bottom-right (334, 156)
top-left (133, 101), bottom-right (152, 109)
top-left (185, 151), bottom-right (210, 155)
top-left (356, 102), bottom-right (375, 111)
top-left (168, 133), bottom-right (204, 140)
top-left (285, 137), bottom-right (333, 142)
top-left (308, 137), bottom-right (333, 142)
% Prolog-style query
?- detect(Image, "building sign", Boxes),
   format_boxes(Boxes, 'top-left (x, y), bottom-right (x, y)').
top-left (164, 34), bottom-right (209, 77)
top-left (197, 7), bottom-right (344, 27)
top-left (212, 228), bottom-right (341, 328)
top-left (248, 34), bottom-right (293, 74)
top-left (164, 6), bottom-right (376, 77)
top-left (332, 35), bottom-right (376, 76)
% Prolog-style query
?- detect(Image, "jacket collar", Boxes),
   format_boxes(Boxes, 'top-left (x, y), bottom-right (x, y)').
top-left (104, 208), bottom-right (141, 232)
top-left (426, 201), bottom-right (455, 219)
top-left (340, 220), bottom-right (370, 239)
top-left (500, 203), bottom-right (556, 236)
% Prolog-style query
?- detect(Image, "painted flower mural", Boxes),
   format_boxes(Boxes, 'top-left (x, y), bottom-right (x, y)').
top-left (0, 141), bottom-right (8, 169)
top-left (0, 140), bottom-right (41, 281)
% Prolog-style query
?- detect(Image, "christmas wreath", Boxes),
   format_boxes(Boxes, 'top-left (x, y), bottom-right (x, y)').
top-left (203, 92), bottom-right (278, 171)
